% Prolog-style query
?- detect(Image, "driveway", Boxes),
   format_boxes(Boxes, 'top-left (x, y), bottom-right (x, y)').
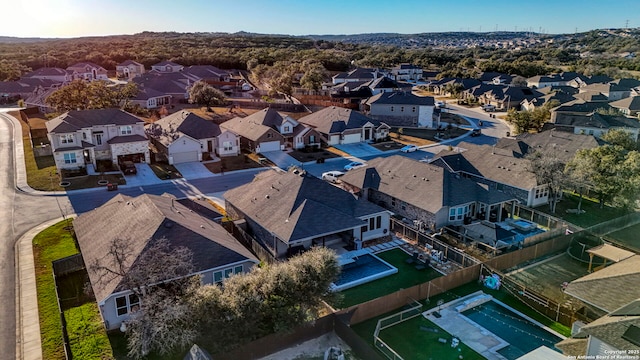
top-left (121, 163), bottom-right (165, 187)
top-left (261, 151), bottom-right (301, 169)
top-left (333, 143), bottom-right (384, 158)
top-left (174, 162), bottom-right (215, 180)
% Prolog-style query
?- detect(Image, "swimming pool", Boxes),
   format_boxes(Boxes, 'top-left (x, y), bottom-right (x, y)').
top-left (332, 252), bottom-right (398, 291)
top-left (462, 300), bottom-right (563, 359)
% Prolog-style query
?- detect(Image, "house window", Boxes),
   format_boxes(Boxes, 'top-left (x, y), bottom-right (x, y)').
top-left (361, 225), bottom-right (368, 233)
top-left (449, 208), bottom-right (456, 221)
top-left (63, 153), bottom-right (77, 164)
top-left (390, 106), bottom-right (394, 112)
top-left (115, 294), bottom-right (140, 317)
top-left (376, 216), bottom-right (382, 229)
top-left (309, 135), bottom-right (316, 143)
top-left (283, 126), bottom-right (291, 132)
top-left (224, 268), bottom-right (233, 278)
top-left (214, 271), bottom-right (223, 283)
top-left (223, 141), bottom-right (233, 151)
top-left (120, 126), bottom-right (133, 135)
top-left (59, 134), bottom-right (74, 144)
top-left (234, 266), bottom-right (243, 273)
top-left (412, 107), bottom-right (416, 112)
top-left (401, 106), bottom-right (404, 112)
top-left (95, 134), bottom-right (103, 145)
top-left (369, 217), bottom-right (375, 230)
top-left (267, 133), bottom-right (273, 138)
top-left (82, 132), bottom-right (87, 140)
top-left (391, 197), bottom-right (396, 207)
top-left (497, 183), bottom-right (504, 191)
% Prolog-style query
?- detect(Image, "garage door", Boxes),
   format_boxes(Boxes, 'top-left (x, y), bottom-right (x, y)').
top-left (171, 151), bottom-right (199, 164)
top-left (258, 141), bottom-right (281, 153)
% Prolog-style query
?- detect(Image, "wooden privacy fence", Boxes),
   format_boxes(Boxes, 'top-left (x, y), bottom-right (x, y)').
top-left (224, 221), bottom-right (277, 263)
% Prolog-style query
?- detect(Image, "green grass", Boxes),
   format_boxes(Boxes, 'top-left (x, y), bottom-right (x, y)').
top-left (606, 222), bottom-right (640, 252)
top-left (352, 281), bottom-right (570, 360)
top-left (33, 220), bottom-right (114, 359)
top-left (536, 192), bottom-right (629, 228)
top-left (506, 252), bottom-right (590, 303)
top-left (331, 248), bottom-right (443, 309)
top-left (65, 303), bottom-right (114, 359)
top-left (33, 220), bottom-right (79, 360)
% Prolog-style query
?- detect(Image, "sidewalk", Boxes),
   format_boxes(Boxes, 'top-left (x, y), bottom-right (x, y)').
top-left (15, 217), bottom-right (72, 360)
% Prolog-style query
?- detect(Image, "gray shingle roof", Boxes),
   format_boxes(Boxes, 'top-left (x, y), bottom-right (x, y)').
top-left (554, 112), bottom-right (640, 129)
top-left (106, 134), bottom-right (148, 144)
top-left (23, 67), bottom-right (68, 77)
top-left (340, 155), bottom-right (514, 213)
top-left (46, 109), bottom-right (144, 133)
top-left (432, 142), bottom-right (539, 190)
top-left (225, 170), bottom-right (387, 243)
top-left (147, 111), bottom-right (221, 146)
top-left (220, 108), bottom-right (289, 141)
top-left (611, 96), bottom-right (640, 111)
top-left (74, 193), bottom-right (258, 303)
top-left (366, 91), bottom-right (434, 106)
top-left (298, 107), bottom-right (382, 135)
top-left (564, 255), bottom-right (640, 313)
top-left (117, 60), bottom-right (143, 67)
top-left (495, 129), bottom-right (602, 163)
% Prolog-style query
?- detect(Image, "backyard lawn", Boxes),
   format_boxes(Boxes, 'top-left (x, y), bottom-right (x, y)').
top-left (33, 220), bottom-right (113, 360)
top-left (535, 192), bottom-right (629, 228)
top-left (331, 248), bottom-right (442, 309)
top-left (505, 252), bottom-right (590, 303)
top-left (606, 223), bottom-right (640, 252)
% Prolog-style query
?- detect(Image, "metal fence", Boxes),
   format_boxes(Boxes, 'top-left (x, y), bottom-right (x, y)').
top-left (391, 218), bottom-right (481, 268)
top-left (372, 299), bottom-right (423, 360)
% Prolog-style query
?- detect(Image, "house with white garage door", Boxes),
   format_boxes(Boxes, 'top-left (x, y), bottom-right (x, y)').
top-left (298, 106), bottom-right (390, 146)
top-left (46, 108), bottom-right (150, 175)
top-left (146, 110), bottom-right (240, 164)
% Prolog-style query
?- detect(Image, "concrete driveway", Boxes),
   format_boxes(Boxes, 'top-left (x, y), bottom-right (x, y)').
top-left (121, 163), bottom-right (165, 187)
top-left (174, 161), bottom-right (215, 180)
top-left (262, 151), bottom-right (301, 169)
top-left (333, 143), bottom-right (384, 158)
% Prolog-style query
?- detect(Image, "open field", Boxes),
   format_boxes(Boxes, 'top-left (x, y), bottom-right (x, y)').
top-left (605, 222), bottom-right (640, 252)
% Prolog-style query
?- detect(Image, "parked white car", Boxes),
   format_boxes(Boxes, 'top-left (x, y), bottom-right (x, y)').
top-left (482, 104), bottom-right (496, 112)
top-left (321, 171), bottom-right (345, 183)
top-left (400, 144), bottom-right (418, 153)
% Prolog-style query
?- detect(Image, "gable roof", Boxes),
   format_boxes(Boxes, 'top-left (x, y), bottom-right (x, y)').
top-left (133, 71), bottom-right (191, 95)
top-left (23, 67), bottom-right (69, 78)
top-left (610, 96), bottom-right (640, 111)
top-left (67, 62), bottom-right (106, 71)
top-left (298, 107), bottom-right (382, 135)
top-left (564, 255), bottom-right (640, 313)
top-left (495, 129), bottom-right (602, 163)
top-left (364, 76), bottom-right (410, 90)
top-left (431, 142), bottom-right (539, 190)
top-left (75, 193), bottom-right (258, 303)
top-left (219, 108), bottom-right (290, 141)
top-left (182, 65), bottom-right (230, 79)
top-left (117, 60), bottom-right (143, 67)
top-left (554, 112), bottom-right (640, 130)
top-left (366, 91), bottom-right (434, 106)
top-left (147, 111), bottom-right (221, 145)
top-left (340, 155), bottom-right (514, 214)
top-left (225, 170), bottom-right (387, 243)
top-left (552, 100), bottom-right (613, 114)
top-left (46, 108), bottom-right (144, 133)
top-left (152, 60), bottom-right (183, 68)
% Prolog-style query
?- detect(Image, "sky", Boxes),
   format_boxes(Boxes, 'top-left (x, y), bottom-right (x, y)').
top-left (3, 0), bottom-right (639, 38)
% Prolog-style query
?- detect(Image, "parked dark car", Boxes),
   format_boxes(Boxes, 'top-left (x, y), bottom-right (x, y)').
top-left (121, 161), bottom-right (137, 175)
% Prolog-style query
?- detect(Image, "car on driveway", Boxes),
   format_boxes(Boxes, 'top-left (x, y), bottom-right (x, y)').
top-left (436, 101), bottom-right (446, 109)
top-left (482, 104), bottom-right (496, 112)
top-left (343, 161), bottom-right (365, 171)
top-left (121, 161), bottom-right (137, 175)
top-left (321, 171), bottom-right (345, 183)
top-left (400, 144), bottom-right (418, 153)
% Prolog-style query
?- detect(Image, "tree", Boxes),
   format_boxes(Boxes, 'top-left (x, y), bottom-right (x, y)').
top-left (89, 238), bottom-right (198, 359)
top-left (300, 62), bottom-right (327, 91)
top-left (505, 100), bottom-right (558, 134)
top-left (602, 128), bottom-right (638, 151)
top-left (0, 59), bottom-right (31, 81)
top-left (526, 149), bottom-right (567, 213)
top-left (46, 80), bottom-right (133, 113)
top-left (188, 80), bottom-right (226, 111)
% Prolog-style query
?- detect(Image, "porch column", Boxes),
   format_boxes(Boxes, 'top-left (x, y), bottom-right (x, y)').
top-left (498, 203), bottom-right (504, 222)
top-left (588, 253), bottom-right (594, 273)
top-left (511, 201), bottom-right (516, 219)
top-left (485, 207), bottom-right (490, 221)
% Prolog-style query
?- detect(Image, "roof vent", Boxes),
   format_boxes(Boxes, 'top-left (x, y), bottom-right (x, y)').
top-left (413, 174), bottom-right (416, 177)
top-left (200, 225), bottom-right (205, 228)
top-left (265, 194), bottom-right (270, 199)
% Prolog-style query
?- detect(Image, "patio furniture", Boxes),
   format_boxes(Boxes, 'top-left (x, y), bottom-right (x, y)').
top-left (405, 251), bottom-right (419, 264)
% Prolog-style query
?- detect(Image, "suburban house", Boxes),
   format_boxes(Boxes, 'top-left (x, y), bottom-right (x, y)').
top-left (74, 193), bottom-right (259, 330)
top-left (495, 129), bottom-right (602, 163)
top-left (339, 155), bottom-right (517, 231)
top-left (150, 60), bottom-right (184, 73)
top-left (563, 254), bottom-right (640, 315)
top-left (364, 76), bottom-right (410, 95)
top-left (549, 100), bottom-right (614, 122)
top-left (132, 72), bottom-right (191, 107)
top-left (429, 142), bottom-right (548, 207)
top-left (364, 91), bottom-right (435, 127)
top-left (526, 72), bottom-right (587, 89)
top-left (332, 67), bottom-right (384, 85)
top-left (610, 96), bottom-right (640, 117)
top-left (129, 86), bottom-right (173, 109)
top-left (182, 65), bottom-right (231, 83)
top-left (578, 83), bottom-right (631, 101)
top-left (116, 60), bottom-right (145, 80)
top-left (298, 106), bottom-right (390, 145)
top-left (22, 67), bottom-right (72, 83)
top-left (552, 111), bottom-right (640, 141)
top-left (390, 63), bottom-right (423, 82)
top-left (146, 110), bottom-right (240, 164)
top-left (45, 108), bottom-right (150, 173)
top-left (66, 62), bottom-right (109, 81)
top-left (225, 169), bottom-right (391, 259)
top-left (556, 298), bottom-right (640, 358)
top-left (478, 86), bottom-right (543, 110)
top-left (221, 108), bottom-right (320, 153)
top-left (326, 81), bottom-right (374, 108)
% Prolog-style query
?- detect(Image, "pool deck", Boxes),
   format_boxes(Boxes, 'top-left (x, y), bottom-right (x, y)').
top-left (423, 291), bottom-right (510, 360)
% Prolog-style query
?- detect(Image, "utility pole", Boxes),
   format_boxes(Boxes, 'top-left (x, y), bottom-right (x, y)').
top-left (625, 19), bottom-right (630, 29)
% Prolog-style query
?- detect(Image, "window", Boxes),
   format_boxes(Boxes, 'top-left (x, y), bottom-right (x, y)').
top-left (309, 135), bottom-right (316, 143)
top-left (120, 125), bottom-right (133, 135)
top-left (283, 125), bottom-right (291, 132)
top-left (412, 107), bottom-right (416, 113)
top-left (369, 217), bottom-right (375, 230)
top-left (234, 266), bottom-right (243, 274)
top-left (214, 271), bottom-right (223, 283)
top-left (267, 133), bottom-right (273, 138)
top-left (59, 134), bottom-right (74, 144)
top-left (497, 183), bottom-right (504, 191)
top-left (400, 106), bottom-right (404, 112)
top-left (390, 106), bottom-right (394, 112)
top-left (391, 197), bottom-right (396, 207)
top-left (361, 225), bottom-right (368, 233)
top-left (63, 153), bottom-right (77, 164)
top-left (82, 132), bottom-right (87, 140)
top-left (449, 208), bottom-right (456, 221)
top-left (95, 134), bottom-right (102, 145)
top-left (376, 216), bottom-right (382, 229)
top-left (115, 294), bottom-right (140, 316)
top-left (223, 141), bottom-right (233, 151)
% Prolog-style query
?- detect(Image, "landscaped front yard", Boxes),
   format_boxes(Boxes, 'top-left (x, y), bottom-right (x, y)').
top-left (331, 248), bottom-right (443, 309)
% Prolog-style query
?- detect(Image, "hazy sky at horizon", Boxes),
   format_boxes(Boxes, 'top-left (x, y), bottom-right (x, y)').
top-left (3, 0), bottom-right (638, 38)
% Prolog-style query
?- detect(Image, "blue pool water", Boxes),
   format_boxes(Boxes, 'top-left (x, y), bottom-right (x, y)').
top-left (512, 227), bottom-right (545, 243)
top-left (462, 301), bottom-right (562, 359)
top-left (333, 253), bottom-right (396, 291)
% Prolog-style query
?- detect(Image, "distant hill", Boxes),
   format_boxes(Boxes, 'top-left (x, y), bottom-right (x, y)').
top-left (0, 36), bottom-right (58, 43)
